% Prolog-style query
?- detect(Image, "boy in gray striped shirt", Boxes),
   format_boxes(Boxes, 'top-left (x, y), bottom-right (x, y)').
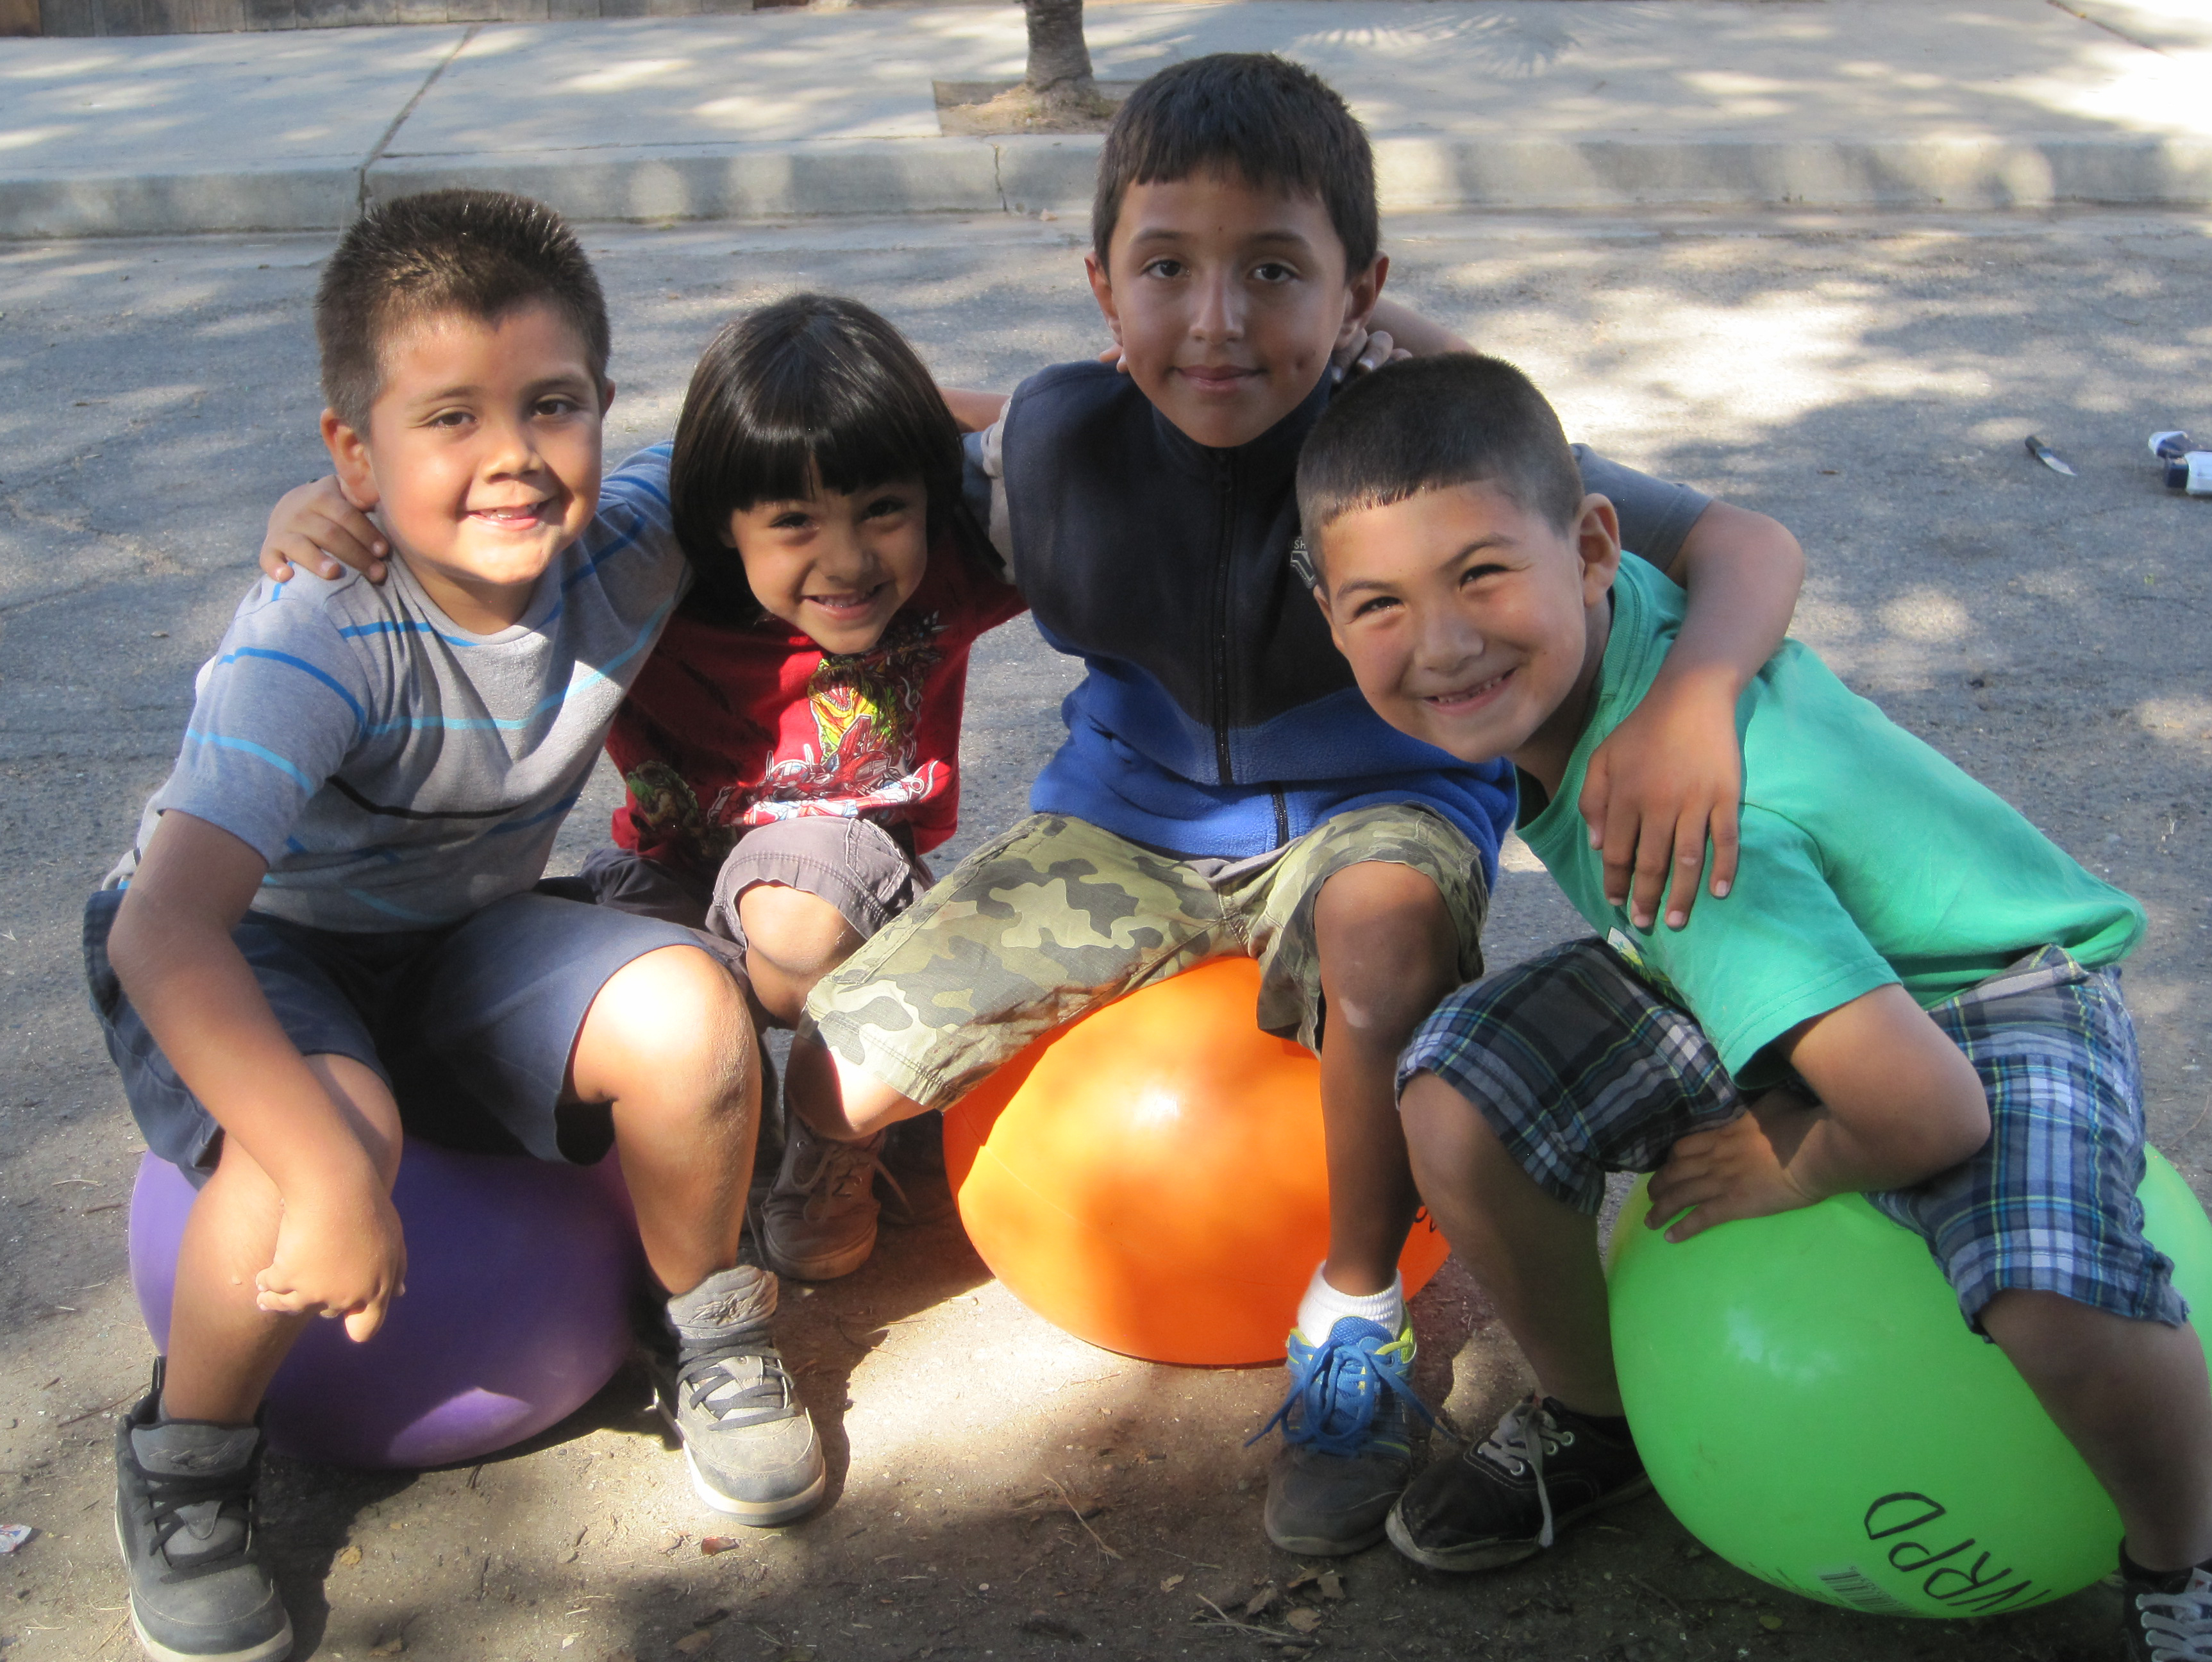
top-left (86, 191), bottom-right (819, 1662)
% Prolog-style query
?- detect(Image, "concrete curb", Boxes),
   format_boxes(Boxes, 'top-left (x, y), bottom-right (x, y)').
top-left (6, 132), bottom-right (2210, 239)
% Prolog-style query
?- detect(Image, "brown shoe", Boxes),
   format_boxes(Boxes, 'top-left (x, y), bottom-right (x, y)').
top-left (755, 1114), bottom-right (884, 1281)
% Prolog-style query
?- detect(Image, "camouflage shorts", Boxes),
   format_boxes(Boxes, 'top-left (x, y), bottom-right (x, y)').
top-left (800, 804), bottom-right (1489, 1111)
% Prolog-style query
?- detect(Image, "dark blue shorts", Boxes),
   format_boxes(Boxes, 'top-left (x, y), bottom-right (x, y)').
top-left (1399, 940), bottom-right (2181, 1333)
top-left (83, 887), bottom-right (705, 1179)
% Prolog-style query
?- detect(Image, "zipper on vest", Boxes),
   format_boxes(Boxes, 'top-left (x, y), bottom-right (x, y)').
top-left (1271, 787), bottom-right (1290, 847)
top-left (1210, 459), bottom-right (1236, 782)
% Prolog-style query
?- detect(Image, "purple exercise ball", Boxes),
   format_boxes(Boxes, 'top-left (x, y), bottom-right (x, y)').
top-left (129, 1143), bottom-right (646, 1470)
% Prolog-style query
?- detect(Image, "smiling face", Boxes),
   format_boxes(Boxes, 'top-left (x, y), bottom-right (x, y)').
top-left (320, 300), bottom-right (609, 634)
top-left (1314, 482), bottom-right (1622, 790)
top-left (1085, 170), bottom-right (1384, 451)
top-left (724, 474), bottom-right (929, 656)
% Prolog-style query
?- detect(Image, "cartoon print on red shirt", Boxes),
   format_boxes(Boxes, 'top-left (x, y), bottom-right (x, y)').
top-left (726, 611), bottom-right (946, 827)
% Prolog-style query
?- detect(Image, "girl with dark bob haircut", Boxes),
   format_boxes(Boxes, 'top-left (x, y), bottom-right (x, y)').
top-left (596, 293), bottom-right (1026, 1282)
top-left (669, 294), bottom-right (976, 617)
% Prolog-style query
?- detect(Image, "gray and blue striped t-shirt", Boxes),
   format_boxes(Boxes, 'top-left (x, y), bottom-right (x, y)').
top-left (108, 446), bottom-right (686, 932)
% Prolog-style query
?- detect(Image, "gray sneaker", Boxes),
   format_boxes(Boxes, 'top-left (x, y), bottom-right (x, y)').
top-left (757, 1115), bottom-right (885, 1281)
top-left (656, 1266), bottom-right (826, 1525)
top-left (113, 1366), bottom-right (293, 1662)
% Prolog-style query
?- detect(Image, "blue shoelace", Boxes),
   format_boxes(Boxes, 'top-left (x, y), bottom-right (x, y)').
top-left (1249, 1317), bottom-right (1436, 1459)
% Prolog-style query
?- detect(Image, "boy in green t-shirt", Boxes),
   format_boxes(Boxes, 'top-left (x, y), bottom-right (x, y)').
top-left (1295, 352), bottom-right (2212, 1662)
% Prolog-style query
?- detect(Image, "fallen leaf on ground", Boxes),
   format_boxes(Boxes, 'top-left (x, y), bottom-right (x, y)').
top-left (699, 1537), bottom-right (742, 1556)
top-left (1318, 1570), bottom-right (1345, 1600)
top-left (1759, 1615), bottom-right (1784, 1632)
top-left (1243, 1584), bottom-right (1278, 1619)
top-left (367, 1640), bottom-right (403, 1657)
top-left (673, 1632), bottom-right (714, 1656)
top-left (1285, 1609), bottom-right (1323, 1634)
top-left (1159, 1574), bottom-right (1184, 1592)
top-left (336, 1545), bottom-right (363, 1567)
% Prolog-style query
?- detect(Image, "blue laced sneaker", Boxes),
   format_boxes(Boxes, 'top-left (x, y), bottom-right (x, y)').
top-left (1253, 1316), bottom-right (1433, 1556)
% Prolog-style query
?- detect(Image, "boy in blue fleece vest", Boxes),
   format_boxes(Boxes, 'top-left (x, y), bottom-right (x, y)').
top-left (782, 53), bottom-right (1808, 1556)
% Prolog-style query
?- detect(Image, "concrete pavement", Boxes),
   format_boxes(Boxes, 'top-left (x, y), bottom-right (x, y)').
top-left (1, 0), bottom-right (2209, 238)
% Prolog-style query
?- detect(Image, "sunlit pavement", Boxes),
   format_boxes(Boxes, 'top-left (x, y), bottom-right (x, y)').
top-left (1, 0), bottom-right (2209, 237)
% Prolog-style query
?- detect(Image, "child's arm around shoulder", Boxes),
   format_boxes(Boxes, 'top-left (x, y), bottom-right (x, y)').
top-left (109, 813), bottom-right (406, 1340)
top-left (1644, 982), bottom-right (1989, 1243)
top-left (1586, 498), bottom-right (1806, 933)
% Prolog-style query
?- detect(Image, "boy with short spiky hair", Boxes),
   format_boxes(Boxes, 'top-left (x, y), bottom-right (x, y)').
top-left (782, 53), bottom-right (1809, 1556)
top-left (1298, 353), bottom-right (2212, 1661)
top-left (89, 190), bottom-right (821, 1662)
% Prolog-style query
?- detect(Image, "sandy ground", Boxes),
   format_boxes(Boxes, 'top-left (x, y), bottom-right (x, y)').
top-left (1, 206), bottom-right (2209, 1661)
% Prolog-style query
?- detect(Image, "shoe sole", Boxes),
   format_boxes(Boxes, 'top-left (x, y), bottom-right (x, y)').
top-left (685, 1447), bottom-right (828, 1527)
top-left (1383, 1473), bottom-right (1655, 1574)
top-left (1264, 1521), bottom-right (1389, 1557)
top-left (115, 1515), bottom-right (296, 1662)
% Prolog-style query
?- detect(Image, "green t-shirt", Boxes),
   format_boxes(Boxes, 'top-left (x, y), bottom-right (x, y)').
top-left (1518, 555), bottom-right (2145, 1081)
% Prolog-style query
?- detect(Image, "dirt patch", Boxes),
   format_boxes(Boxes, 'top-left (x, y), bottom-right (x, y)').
top-left (934, 79), bottom-right (1137, 136)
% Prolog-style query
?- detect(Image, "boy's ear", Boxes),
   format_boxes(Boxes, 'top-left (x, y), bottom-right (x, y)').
top-left (599, 378), bottom-right (617, 415)
top-left (1084, 251), bottom-right (1124, 348)
top-left (319, 409), bottom-right (380, 512)
top-left (1575, 492), bottom-right (1623, 605)
top-left (1334, 253), bottom-right (1389, 357)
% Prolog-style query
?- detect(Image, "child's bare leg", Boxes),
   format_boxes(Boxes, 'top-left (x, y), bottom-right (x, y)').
top-left (1310, 860), bottom-right (1461, 1297)
top-left (163, 1053), bottom-right (401, 1424)
top-left (573, 944), bottom-right (757, 1295)
top-left (737, 884), bottom-right (864, 1029)
top-left (1980, 1289), bottom-right (2212, 1570)
top-left (1398, 1071), bottom-right (1622, 1413)
top-left (581, 941), bottom-right (826, 1522)
top-left (783, 1032), bottom-right (926, 1141)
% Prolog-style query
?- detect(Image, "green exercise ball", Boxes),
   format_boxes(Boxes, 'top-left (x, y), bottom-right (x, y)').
top-left (1606, 1148), bottom-right (2212, 1618)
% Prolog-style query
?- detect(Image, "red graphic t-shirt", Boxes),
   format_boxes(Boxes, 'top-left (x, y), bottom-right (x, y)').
top-left (606, 532), bottom-right (1027, 879)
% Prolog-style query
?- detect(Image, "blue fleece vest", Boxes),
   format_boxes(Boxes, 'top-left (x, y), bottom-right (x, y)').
top-left (1000, 360), bottom-right (1515, 884)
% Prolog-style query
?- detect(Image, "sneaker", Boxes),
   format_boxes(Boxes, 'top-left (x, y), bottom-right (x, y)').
top-left (113, 1364), bottom-right (293, 1662)
top-left (756, 1114), bottom-right (885, 1280)
top-left (653, 1265), bottom-right (826, 1525)
top-left (1386, 1393), bottom-right (1650, 1573)
top-left (877, 1112), bottom-right (956, 1226)
top-left (2122, 1554), bottom-right (2212, 1661)
top-left (1255, 1316), bottom-right (1433, 1556)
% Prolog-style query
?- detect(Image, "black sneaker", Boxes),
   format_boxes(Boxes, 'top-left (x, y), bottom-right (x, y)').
top-left (652, 1265), bottom-right (826, 1525)
top-left (2122, 1552), bottom-right (2212, 1661)
top-left (1386, 1394), bottom-right (1650, 1572)
top-left (113, 1364), bottom-right (293, 1662)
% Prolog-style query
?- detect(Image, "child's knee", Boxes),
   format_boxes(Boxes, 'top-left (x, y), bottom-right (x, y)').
top-left (737, 884), bottom-right (863, 979)
top-left (579, 944), bottom-right (755, 1102)
top-left (1313, 862), bottom-right (1459, 1038)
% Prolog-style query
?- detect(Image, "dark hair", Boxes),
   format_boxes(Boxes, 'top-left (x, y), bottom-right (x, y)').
top-left (1093, 54), bottom-right (1378, 278)
top-left (668, 294), bottom-right (968, 619)
top-left (315, 189), bottom-right (610, 432)
top-left (1296, 355), bottom-right (1586, 553)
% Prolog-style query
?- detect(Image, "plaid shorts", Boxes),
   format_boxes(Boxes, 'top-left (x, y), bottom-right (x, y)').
top-left (1398, 939), bottom-right (2183, 1331)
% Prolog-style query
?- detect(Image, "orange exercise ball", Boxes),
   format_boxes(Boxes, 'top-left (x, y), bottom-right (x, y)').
top-left (943, 956), bottom-right (1452, 1366)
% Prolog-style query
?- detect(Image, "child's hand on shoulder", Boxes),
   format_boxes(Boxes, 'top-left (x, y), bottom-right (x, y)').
top-left (1579, 670), bottom-right (1742, 931)
top-left (1645, 1089), bottom-right (1821, 1243)
top-left (255, 1172), bottom-right (407, 1343)
top-left (261, 476), bottom-right (387, 585)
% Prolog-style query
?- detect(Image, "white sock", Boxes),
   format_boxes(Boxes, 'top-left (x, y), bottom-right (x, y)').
top-left (1295, 1266), bottom-right (1405, 1340)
